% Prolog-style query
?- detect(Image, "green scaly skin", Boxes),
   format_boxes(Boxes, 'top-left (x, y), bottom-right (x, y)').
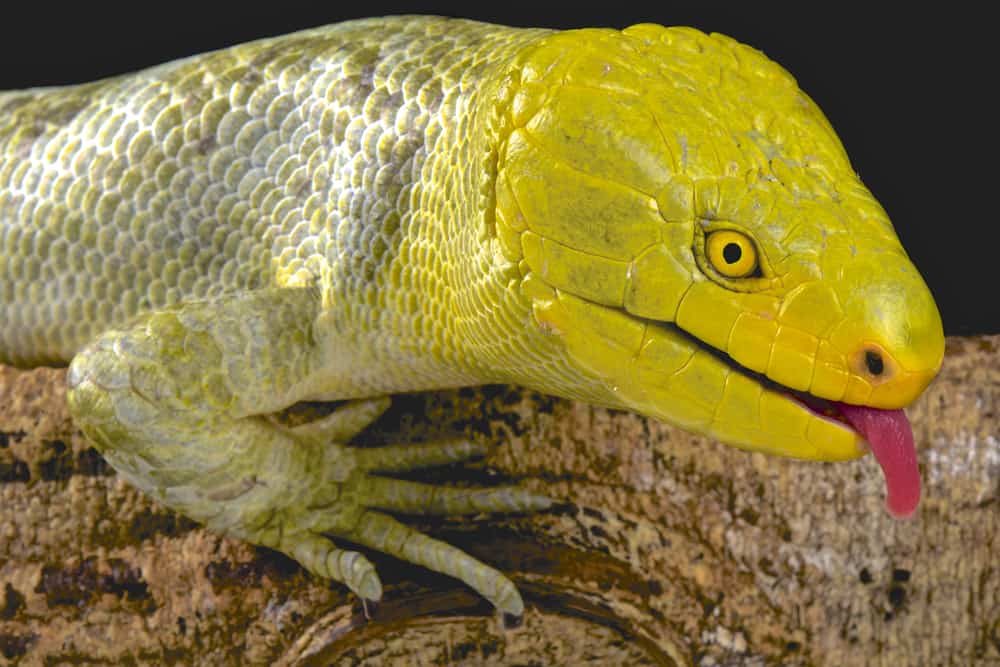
top-left (0, 17), bottom-right (944, 618)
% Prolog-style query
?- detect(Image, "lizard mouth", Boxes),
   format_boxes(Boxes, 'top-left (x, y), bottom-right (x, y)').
top-left (658, 319), bottom-right (856, 428)
top-left (788, 391), bottom-right (920, 519)
top-left (529, 288), bottom-right (921, 518)
top-left (654, 320), bottom-right (921, 518)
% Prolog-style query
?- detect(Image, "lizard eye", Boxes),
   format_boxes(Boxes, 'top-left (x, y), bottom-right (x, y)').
top-left (706, 230), bottom-right (758, 278)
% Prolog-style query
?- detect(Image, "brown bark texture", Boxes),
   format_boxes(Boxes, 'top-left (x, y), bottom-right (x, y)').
top-left (0, 336), bottom-right (997, 666)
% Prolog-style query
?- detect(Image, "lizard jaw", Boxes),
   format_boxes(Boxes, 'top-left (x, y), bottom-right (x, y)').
top-left (652, 319), bottom-right (923, 518)
top-left (639, 318), bottom-right (867, 461)
top-left (529, 288), bottom-right (865, 461)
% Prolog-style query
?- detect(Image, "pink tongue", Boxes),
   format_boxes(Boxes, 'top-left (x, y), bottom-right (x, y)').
top-left (834, 403), bottom-right (920, 519)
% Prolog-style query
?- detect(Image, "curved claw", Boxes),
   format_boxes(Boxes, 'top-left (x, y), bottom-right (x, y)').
top-left (289, 534), bottom-right (383, 602)
top-left (345, 508), bottom-right (527, 617)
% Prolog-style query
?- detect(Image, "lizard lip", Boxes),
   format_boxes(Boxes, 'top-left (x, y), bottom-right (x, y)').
top-left (782, 389), bottom-right (866, 447)
top-left (658, 319), bottom-right (860, 438)
top-left (657, 319), bottom-right (921, 517)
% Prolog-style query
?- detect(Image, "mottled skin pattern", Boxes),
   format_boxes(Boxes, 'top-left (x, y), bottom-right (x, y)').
top-left (0, 17), bottom-right (943, 618)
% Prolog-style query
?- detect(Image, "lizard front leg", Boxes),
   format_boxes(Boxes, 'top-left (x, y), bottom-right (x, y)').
top-left (65, 286), bottom-right (549, 619)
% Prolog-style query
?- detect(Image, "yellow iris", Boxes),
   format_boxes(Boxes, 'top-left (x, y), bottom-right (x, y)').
top-left (706, 230), bottom-right (758, 278)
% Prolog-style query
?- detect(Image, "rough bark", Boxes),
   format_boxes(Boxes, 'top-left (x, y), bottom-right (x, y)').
top-left (1, 336), bottom-right (997, 666)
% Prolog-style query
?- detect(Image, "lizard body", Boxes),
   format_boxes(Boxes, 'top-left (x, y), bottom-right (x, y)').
top-left (0, 16), bottom-right (944, 619)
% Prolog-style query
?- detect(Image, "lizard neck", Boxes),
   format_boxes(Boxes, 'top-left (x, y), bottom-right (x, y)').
top-left (311, 21), bottom-right (570, 399)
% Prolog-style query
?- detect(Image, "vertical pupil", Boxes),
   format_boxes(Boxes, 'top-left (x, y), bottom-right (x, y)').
top-left (722, 242), bottom-right (742, 264)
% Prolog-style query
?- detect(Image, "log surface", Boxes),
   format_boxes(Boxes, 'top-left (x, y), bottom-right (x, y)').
top-left (1, 336), bottom-right (997, 665)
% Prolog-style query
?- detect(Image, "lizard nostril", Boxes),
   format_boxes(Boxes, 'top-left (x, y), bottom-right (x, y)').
top-left (865, 349), bottom-right (885, 376)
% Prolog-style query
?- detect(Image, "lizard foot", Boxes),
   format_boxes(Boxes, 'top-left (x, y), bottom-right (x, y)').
top-left (274, 432), bottom-right (551, 618)
top-left (65, 288), bottom-right (549, 620)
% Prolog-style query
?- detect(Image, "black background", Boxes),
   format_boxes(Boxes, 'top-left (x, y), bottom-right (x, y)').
top-left (1, 4), bottom-right (993, 335)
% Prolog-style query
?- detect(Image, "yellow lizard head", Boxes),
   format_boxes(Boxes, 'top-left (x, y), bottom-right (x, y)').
top-left (492, 24), bottom-right (944, 461)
